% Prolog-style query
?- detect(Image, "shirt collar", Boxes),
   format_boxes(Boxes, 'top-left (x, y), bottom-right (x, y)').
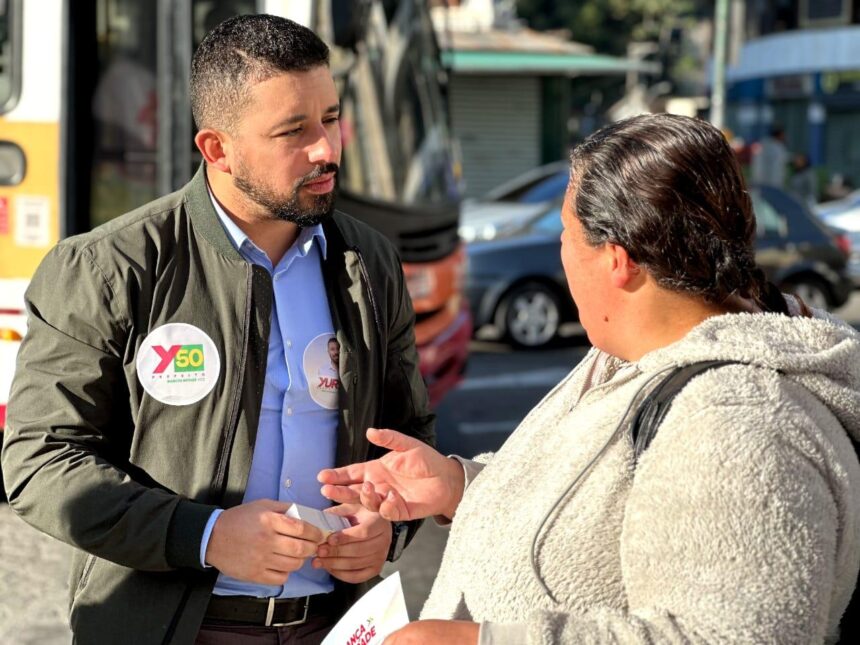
top-left (207, 187), bottom-right (328, 261)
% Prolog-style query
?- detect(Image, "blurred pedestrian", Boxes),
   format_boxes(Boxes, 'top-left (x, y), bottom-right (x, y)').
top-left (789, 152), bottom-right (818, 207)
top-left (752, 124), bottom-right (789, 187)
top-left (322, 113), bottom-right (860, 644)
top-left (2, 14), bottom-right (434, 644)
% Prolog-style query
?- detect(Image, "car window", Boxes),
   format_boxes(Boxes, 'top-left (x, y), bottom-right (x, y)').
top-left (757, 185), bottom-right (827, 242)
top-left (752, 193), bottom-right (786, 238)
top-left (529, 206), bottom-right (563, 235)
top-left (483, 162), bottom-right (568, 201)
top-left (518, 171), bottom-right (569, 204)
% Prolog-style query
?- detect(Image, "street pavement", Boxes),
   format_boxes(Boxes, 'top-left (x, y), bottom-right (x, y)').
top-left (0, 505), bottom-right (73, 645)
top-left (2, 292), bottom-right (859, 643)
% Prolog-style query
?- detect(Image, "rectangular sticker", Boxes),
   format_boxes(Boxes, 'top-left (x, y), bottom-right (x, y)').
top-left (14, 195), bottom-right (51, 247)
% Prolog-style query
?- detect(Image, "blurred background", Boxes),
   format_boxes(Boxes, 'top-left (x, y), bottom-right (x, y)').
top-left (2, 1), bottom-right (860, 642)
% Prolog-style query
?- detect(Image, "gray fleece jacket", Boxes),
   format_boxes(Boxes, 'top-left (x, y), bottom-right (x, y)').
top-left (421, 309), bottom-right (860, 644)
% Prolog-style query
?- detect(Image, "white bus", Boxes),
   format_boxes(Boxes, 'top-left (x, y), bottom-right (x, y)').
top-left (0, 0), bottom-right (471, 436)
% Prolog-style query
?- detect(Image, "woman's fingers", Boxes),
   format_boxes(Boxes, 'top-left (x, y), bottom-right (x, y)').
top-left (320, 483), bottom-right (363, 504)
top-left (317, 462), bottom-right (366, 486)
top-left (366, 427), bottom-right (426, 452)
top-left (378, 487), bottom-right (411, 522)
top-left (323, 481), bottom-right (388, 513)
top-left (318, 428), bottom-right (426, 487)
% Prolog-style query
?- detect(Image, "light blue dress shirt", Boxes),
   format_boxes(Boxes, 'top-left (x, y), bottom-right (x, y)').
top-left (200, 193), bottom-right (340, 598)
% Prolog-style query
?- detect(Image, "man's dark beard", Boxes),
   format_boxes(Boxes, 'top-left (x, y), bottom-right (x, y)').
top-left (234, 163), bottom-right (339, 227)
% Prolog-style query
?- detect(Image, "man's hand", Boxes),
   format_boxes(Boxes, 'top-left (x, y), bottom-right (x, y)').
top-left (383, 620), bottom-right (479, 645)
top-left (205, 499), bottom-right (325, 585)
top-left (318, 428), bottom-right (465, 522)
top-left (312, 504), bottom-right (391, 584)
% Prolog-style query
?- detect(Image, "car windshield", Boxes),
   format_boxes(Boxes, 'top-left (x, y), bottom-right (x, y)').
top-left (752, 192), bottom-right (786, 238)
top-left (529, 205), bottom-right (563, 234)
top-left (518, 170), bottom-right (569, 204)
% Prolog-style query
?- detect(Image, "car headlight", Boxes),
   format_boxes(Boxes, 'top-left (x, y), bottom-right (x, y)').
top-left (480, 224), bottom-right (498, 240)
top-left (459, 226), bottom-right (476, 242)
top-left (460, 222), bottom-right (509, 242)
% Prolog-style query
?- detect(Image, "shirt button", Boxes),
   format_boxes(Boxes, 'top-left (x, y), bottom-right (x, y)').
top-left (284, 479), bottom-right (292, 488)
top-left (287, 407), bottom-right (293, 416)
top-left (286, 339), bottom-right (292, 349)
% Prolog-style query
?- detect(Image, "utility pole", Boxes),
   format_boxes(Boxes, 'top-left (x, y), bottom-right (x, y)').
top-left (710, 0), bottom-right (729, 130)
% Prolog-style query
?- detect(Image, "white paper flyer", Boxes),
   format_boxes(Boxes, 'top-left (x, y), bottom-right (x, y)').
top-left (321, 571), bottom-right (409, 645)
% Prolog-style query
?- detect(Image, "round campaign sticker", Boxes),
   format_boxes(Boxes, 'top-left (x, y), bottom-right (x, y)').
top-left (304, 332), bottom-right (341, 410)
top-left (136, 323), bottom-right (221, 406)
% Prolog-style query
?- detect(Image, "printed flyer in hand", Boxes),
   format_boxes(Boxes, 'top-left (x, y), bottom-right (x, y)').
top-left (322, 571), bottom-right (409, 645)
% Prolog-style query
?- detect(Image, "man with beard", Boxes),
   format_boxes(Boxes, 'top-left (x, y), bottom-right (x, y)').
top-left (1, 15), bottom-right (434, 645)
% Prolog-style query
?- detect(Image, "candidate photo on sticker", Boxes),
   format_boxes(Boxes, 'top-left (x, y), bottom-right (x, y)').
top-left (304, 333), bottom-right (340, 409)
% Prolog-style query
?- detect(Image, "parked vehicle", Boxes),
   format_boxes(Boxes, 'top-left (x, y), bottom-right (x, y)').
top-left (754, 185), bottom-right (853, 309)
top-left (466, 185), bottom-right (853, 348)
top-left (459, 162), bottom-right (568, 243)
top-left (466, 205), bottom-right (571, 348)
top-left (480, 160), bottom-right (569, 203)
top-left (460, 200), bottom-right (557, 243)
top-left (816, 189), bottom-right (860, 219)
top-left (815, 192), bottom-right (860, 287)
top-left (825, 222), bottom-right (860, 287)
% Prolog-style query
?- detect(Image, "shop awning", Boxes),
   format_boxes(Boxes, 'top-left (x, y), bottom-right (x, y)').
top-left (442, 49), bottom-right (659, 76)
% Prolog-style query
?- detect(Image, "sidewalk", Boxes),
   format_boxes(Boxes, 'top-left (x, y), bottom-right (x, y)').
top-left (0, 505), bottom-right (72, 645)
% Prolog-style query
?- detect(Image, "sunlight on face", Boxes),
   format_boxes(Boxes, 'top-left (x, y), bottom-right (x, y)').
top-left (560, 189), bottom-right (610, 348)
top-left (230, 66), bottom-right (342, 225)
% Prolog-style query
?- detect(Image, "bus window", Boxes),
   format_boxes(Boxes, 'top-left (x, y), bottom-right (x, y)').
top-left (333, 2), bottom-right (459, 208)
top-left (85, 1), bottom-right (256, 230)
top-left (90, 0), bottom-right (159, 227)
top-left (192, 0), bottom-right (257, 50)
top-left (189, 1), bottom-right (257, 178)
top-left (0, 0), bottom-right (21, 112)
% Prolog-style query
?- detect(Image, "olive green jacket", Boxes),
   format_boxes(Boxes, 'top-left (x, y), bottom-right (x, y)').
top-left (2, 166), bottom-right (435, 644)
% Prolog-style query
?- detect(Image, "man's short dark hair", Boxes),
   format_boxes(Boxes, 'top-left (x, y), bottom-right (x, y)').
top-left (190, 14), bottom-right (330, 133)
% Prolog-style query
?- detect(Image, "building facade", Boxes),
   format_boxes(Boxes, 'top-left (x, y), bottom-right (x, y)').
top-left (726, 1), bottom-right (860, 192)
top-left (431, 0), bottom-right (655, 198)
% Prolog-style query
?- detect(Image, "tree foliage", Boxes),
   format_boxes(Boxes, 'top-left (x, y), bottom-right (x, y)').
top-left (516, 0), bottom-right (708, 57)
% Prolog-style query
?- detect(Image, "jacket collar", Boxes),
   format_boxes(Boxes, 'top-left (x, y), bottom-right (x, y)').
top-left (184, 163), bottom-right (246, 262)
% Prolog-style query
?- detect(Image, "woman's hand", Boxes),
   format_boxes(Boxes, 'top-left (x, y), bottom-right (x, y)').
top-left (383, 620), bottom-right (479, 645)
top-left (317, 428), bottom-right (465, 521)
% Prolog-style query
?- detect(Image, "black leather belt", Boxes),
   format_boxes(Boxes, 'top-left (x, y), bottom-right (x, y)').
top-left (206, 595), bottom-right (316, 627)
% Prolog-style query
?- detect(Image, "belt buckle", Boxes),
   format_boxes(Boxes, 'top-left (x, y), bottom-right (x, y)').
top-left (265, 596), bottom-right (309, 627)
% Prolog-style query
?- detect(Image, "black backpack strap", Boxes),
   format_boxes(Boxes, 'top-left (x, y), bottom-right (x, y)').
top-left (631, 360), bottom-right (744, 462)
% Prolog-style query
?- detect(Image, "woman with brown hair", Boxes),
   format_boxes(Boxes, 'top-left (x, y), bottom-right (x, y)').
top-left (320, 113), bottom-right (860, 644)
